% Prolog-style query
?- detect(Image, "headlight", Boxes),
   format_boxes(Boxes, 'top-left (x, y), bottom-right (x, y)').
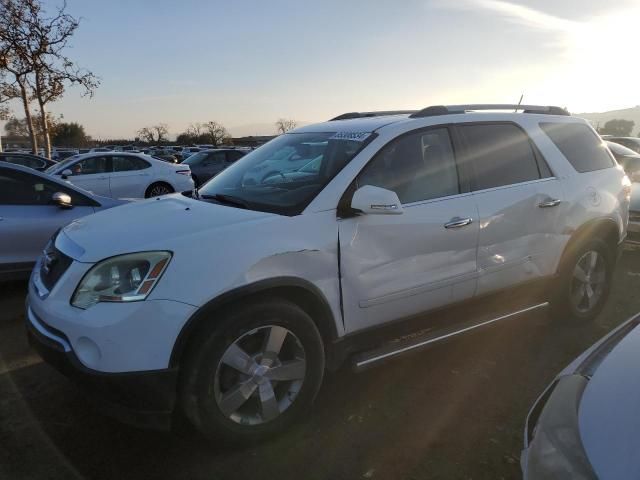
top-left (71, 251), bottom-right (172, 309)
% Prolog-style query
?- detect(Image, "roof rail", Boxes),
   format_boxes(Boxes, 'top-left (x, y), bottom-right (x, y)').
top-left (329, 110), bottom-right (418, 121)
top-left (410, 104), bottom-right (570, 118)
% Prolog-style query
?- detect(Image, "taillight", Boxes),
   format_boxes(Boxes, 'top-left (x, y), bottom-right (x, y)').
top-left (176, 170), bottom-right (191, 175)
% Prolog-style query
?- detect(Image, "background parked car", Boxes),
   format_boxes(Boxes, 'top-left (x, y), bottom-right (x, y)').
top-left (183, 148), bottom-right (247, 186)
top-left (0, 152), bottom-right (57, 171)
top-left (149, 148), bottom-right (179, 164)
top-left (0, 162), bottom-right (128, 280)
top-left (45, 152), bottom-right (194, 198)
top-left (180, 146), bottom-right (201, 160)
top-left (51, 148), bottom-right (79, 161)
top-left (522, 313), bottom-right (640, 479)
top-left (606, 136), bottom-right (640, 154)
top-left (606, 140), bottom-right (640, 181)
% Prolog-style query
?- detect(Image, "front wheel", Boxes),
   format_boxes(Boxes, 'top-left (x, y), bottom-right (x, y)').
top-left (180, 300), bottom-right (325, 444)
top-left (551, 238), bottom-right (614, 324)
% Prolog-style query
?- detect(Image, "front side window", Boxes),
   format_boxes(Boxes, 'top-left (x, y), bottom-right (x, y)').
top-left (198, 132), bottom-right (371, 215)
top-left (0, 170), bottom-right (93, 206)
top-left (70, 156), bottom-right (110, 176)
top-left (357, 128), bottom-right (460, 204)
top-left (460, 123), bottom-right (542, 191)
top-left (540, 122), bottom-right (615, 173)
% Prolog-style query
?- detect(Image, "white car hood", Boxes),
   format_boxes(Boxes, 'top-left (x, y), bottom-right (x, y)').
top-left (578, 323), bottom-right (640, 479)
top-left (59, 193), bottom-right (275, 262)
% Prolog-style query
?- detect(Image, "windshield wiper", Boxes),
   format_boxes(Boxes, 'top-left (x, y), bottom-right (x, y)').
top-left (200, 193), bottom-right (251, 209)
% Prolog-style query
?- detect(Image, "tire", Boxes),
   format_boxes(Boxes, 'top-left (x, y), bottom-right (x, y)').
top-left (551, 238), bottom-right (614, 324)
top-left (179, 299), bottom-right (325, 445)
top-left (145, 182), bottom-right (174, 198)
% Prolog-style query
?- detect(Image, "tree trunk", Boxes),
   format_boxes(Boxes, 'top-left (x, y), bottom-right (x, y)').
top-left (37, 99), bottom-right (51, 159)
top-left (17, 80), bottom-right (38, 154)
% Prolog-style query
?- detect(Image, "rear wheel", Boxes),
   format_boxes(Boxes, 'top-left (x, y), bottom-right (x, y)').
top-left (145, 182), bottom-right (174, 198)
top-left (180, 299), bottom-right (325, 444)
top-left (551, 238), bottom-right (614, 324)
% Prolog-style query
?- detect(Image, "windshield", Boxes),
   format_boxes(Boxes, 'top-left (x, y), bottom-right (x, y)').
top-left (197, 132), bottom-right (372, 215)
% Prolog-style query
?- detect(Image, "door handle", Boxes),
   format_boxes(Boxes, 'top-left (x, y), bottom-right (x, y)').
top-left (538, 198), bottom-right (561, 208)
top-left (444, 217), bottom-right (473, 229)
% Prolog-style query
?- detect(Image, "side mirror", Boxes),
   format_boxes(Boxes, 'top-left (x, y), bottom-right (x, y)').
top-left (61, 168), bottom-right (73, 179)
top-left (52, 192), bottom-right (73, 209)
top-left (351, 185), bottom-right (403, 215)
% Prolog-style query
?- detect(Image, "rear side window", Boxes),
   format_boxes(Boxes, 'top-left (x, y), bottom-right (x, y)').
top-left (459, 123), bottom-right (542, 191)
top-left (540, 123), bottom-right (615, 173)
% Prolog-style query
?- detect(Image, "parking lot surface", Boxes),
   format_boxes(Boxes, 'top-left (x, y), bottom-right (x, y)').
top-left (2, 249), bottom-right (640, 480)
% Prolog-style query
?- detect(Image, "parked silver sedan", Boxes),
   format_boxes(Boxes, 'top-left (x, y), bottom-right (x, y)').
top-left (0, 163), bottom-right (128, 281)
top-left (522, 313), bottom-right (640, 479)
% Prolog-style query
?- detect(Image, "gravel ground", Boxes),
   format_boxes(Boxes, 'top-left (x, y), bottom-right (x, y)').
top-left (2, 249), bottom-right (640, 480)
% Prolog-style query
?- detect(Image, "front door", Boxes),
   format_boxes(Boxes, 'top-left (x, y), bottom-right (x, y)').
top-left (339, 127), bottom-right (479, 333)
top-left (0, 169), bottom-right (94, 271)
top-left (64, 156), bottom-right (111, 196)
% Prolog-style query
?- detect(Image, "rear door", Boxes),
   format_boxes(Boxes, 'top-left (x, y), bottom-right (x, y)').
top-left (63, 156), bottom-right (112, 196)
top-left (110, 155), bottom-right (151, 198)
top-left (456, 122), bottom-right (561, 296)
top-left (339, 127), bottom-right (479, 332)
top-left (0, 169), bottom-right (95, 271)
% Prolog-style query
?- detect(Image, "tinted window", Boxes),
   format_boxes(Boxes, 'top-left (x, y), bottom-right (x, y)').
top-left (540, 123), bottom-right (615, 173)
top-left (226, 151), bottom-right (245, 163)
top-left (112, 156), bottom-right (149, 172)
top-left (6, 155), bottom-right (45, 170)
top-left (70, 156), bottom-right (110, 175)
top-left (203, 151), bottom-right (225, 166)
top-left (358, 128), bottom-right (459, 204)
top-left (0, 169), bottom-right (94, 206)
top-left (460, 123), bottom-right (541, 191)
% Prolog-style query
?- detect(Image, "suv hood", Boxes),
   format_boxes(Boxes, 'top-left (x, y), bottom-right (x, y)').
top-left (59, 193), bottom-right (275, 262)
top-left (577, 322), bottom-right (640, 479)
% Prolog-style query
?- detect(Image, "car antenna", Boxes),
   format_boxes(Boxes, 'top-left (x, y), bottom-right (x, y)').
top-left (515, 94), bottom-right (524, 112)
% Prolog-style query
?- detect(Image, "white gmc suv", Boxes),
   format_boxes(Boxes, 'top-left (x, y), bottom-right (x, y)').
top-left (26, 105), bottom-right (630, 443)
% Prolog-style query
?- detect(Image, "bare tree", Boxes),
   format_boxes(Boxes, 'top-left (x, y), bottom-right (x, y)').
top-left (137, 123), bottom-right (169, 144)
top-left (186, 122), bottom-right (203, 139)
top-left (275, 118), bottom-right (297, 134)
top-left (203, 121), bottom-right (230, 146)
top-left (0, 0), bottom-right (99, 157)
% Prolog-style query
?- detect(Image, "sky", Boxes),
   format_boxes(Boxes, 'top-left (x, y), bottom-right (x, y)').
top-left (9, 0), bottom-right (640, 139)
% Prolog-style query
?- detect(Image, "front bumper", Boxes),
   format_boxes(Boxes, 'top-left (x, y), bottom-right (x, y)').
top-left (26, 301), bottom-right (178, 430)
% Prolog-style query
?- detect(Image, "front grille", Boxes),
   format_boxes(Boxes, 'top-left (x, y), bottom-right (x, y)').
top-left (39, 245), bottom-right (73, 291)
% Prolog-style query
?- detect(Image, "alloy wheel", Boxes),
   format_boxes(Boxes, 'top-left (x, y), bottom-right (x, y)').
top-left (570, 250), bottom-right (606, 314)
top-left (213, 325), bottom-right (306, 425)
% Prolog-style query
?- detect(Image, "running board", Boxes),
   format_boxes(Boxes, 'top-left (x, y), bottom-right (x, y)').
top-left (352, 302), bottom-right (549, 372)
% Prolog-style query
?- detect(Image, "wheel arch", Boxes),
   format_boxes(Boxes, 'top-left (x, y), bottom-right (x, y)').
top-left (145, 180), bottom-right (174, 197)
top-left (169, 277), bottom-right (338, 368)
top-left (556, 217), bottom-right (620, 274)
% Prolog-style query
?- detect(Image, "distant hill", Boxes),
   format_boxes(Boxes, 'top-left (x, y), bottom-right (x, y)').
top-left (576, 106), bottom-right (640, 136)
